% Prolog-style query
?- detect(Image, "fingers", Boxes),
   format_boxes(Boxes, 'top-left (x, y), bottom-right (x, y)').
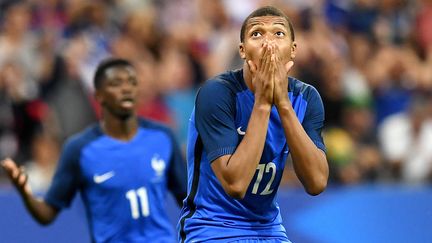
top-left (18, 166), bottom-right (28, 186)
top-left (247, 60), bottom-right (257, 74)
top-left (260, 41), bottom-right (270, 72)
top-left (262, 41), bottom-right (276, 77)
top-left (248, 41), bottom-right (273, 76)
top-left (276, 45), bottom-right (285, 66)
top-left (1, 158), bottom-right (18, 178)
top-left (286, 61), bottom-right (294, 74)
top-left (271, 44), bottom-right (293, 70)
top-left (1, 158), bottom-right (28, 189)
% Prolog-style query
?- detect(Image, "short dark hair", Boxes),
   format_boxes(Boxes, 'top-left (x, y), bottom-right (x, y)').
top-left (93, 58), bottom-right (133, 90)
top-left (240, 6), bottom-right (295, 42)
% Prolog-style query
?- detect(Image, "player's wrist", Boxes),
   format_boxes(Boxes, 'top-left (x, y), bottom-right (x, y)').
top-left (254, 92), bottom-right (273, 107)
top-left (274, 93), bottom-right (289, 105)
top-left (275, 99), bottom-right (292, 111)
top-left (253, 102), bottom-right (272, 112)
top-left (21, 192), bottom-right (33, 205)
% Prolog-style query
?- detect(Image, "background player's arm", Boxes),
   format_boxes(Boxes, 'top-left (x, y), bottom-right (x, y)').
top-left (211, 42), bottom-right (274, 199)
top-left (1, 158), bottom-right (59, 224)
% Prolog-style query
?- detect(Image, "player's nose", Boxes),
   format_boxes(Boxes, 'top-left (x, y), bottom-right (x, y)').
top-left (120, 81), bottom-right (133, 94)
top-left (262, 38), bottom-right (276, 46)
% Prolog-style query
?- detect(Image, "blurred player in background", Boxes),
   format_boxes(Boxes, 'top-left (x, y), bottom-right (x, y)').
top-left (178, 6), bottom-right (328, 243)
top-left (1, 58), bottom-right (187, 243)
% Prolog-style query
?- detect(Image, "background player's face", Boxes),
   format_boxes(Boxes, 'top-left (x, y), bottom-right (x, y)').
top-left (97, 65), bottom-right (138, 118)
top-left (239, 16), bottom-right (296, 69)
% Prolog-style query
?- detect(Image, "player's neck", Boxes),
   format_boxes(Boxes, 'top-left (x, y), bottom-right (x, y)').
top-left (100, 114), bottom-right (138, 141)
top-left (242, 63), bottom-right (255, 92)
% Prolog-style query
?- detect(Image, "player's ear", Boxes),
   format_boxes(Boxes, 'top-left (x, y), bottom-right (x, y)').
top-left (290, 41), bottom-right (297, 60)
top-left (239, 43), bottom-right (246, 59)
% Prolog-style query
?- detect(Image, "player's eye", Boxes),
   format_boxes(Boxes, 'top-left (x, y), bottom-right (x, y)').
top-left (251, 31), bottom-right (262, 37)
top-left (129, 78), bottom-right (138, 86)
top-left (108, 80), bottom-right (121, 86)
top-left (275, 31), bottom-right (285, 37)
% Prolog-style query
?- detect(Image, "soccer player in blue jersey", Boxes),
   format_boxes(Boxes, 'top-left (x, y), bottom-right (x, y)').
top-left (178, 6), bottom-right (329, 243)
top-left (1, 58), bottom-right (187, 242)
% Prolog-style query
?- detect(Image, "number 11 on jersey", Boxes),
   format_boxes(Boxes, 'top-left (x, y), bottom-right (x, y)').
top-left (125, 187), bottom-right (150, 219)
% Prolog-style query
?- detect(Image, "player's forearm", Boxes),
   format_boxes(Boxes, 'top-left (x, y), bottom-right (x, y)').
top-left (219, 104), bottom-right (271, 198)
top-left (277, 104), bottom-right (328, 195)
top-left (21, 193), bottom-right (58, 225)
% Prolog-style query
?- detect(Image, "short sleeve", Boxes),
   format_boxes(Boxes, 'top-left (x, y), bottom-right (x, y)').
top-left (195, 81), bottom-right (239, 162)
top-left (302, 86), bottom-right (326, 152)
top-left (44, 138), bottom-right (81, 209)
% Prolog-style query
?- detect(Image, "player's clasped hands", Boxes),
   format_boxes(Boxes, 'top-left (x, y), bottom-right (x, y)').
top-left (247, 40), bottom-right (294, 108)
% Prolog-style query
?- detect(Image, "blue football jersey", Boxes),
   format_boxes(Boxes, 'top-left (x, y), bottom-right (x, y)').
top-left (178, 69), bottom-right (325, 242)
top-left (44, 118), bottom-right (187, 243)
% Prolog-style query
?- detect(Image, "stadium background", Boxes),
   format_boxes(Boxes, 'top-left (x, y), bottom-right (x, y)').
top-left (0, 0), bottom-right (431, 242)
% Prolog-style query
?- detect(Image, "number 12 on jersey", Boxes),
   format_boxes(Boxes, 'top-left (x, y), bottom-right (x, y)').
top-left (251, 162), bottom-right (276, 195)
top-left (125, 187), bottom-right (150, 219)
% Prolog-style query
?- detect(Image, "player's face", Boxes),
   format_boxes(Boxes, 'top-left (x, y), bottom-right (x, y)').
top-left (97, 66), bottom-right (138, 118)
top-left (239, 16), bottom-right (296, 68)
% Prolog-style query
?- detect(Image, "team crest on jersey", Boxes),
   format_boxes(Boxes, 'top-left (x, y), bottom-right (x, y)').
top-left (151, 154), bottom-right (166, 177)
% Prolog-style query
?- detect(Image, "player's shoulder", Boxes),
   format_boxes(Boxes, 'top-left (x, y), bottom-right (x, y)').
top-left (289, 76), bottom-right (321, 101)
top-left (137, 117), bottom-right (175, 139)
top-left (200, 69), bottom-right (245, 95)
top-left (63, 123), bottom-right (103, 154)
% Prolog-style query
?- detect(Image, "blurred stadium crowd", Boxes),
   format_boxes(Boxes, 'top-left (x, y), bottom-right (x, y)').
top-left (0, 0), bottom-right (431, 191)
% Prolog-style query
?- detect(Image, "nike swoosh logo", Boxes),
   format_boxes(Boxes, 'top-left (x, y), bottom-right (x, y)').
top-left (93, 171), bottom-right (115, 184)
top-left (237, 126), bottom-right (246, 135)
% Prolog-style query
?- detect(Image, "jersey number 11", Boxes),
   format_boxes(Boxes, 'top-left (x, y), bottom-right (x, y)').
top-left (125, 187), bottom-right (150, 219)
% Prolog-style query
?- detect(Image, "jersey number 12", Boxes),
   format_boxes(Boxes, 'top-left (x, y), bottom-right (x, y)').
top-left (125, 187), bottom-right (150, 219)
top-left (252, 162), bottom-right (276, 195)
